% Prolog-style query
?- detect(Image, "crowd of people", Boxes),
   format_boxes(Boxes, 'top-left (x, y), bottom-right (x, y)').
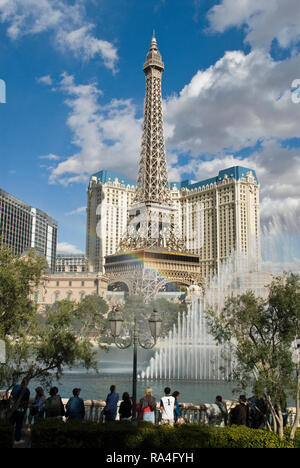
top-left (9, 379), bottom-right (284, 445)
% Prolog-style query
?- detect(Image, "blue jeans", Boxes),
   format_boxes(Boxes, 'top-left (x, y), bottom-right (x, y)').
top-left (12, 410), bottom-right (25, 441)
top-left (143, 411), bottom-right (155, 424)
top-left (105, 410), bottom-right (117, 422)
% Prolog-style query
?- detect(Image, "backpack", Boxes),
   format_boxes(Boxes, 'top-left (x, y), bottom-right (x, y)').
top-left (141, 396), bottom-right (156, 412)
top-left (45, 395), bottom-right (65, 417)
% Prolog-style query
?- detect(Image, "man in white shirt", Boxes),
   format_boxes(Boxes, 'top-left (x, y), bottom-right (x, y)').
top-left (160, 387), bottom-right (175, 426)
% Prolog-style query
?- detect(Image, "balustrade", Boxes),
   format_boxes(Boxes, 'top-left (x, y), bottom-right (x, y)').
top-left (0, 392), bottom-right (298, 427)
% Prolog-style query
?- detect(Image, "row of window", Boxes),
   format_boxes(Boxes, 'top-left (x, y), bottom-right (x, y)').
top-left (34, 292), bottom-right (85, 302)
top-left (54, 280), bottom-right (86, 287)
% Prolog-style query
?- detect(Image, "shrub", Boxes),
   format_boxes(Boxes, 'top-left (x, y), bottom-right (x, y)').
top-left (31, 420), bottom-right (295, 449)
top-left (293, 429), bottom-right (300, 448)
top-left (0, 424), bottom-right (13, 448)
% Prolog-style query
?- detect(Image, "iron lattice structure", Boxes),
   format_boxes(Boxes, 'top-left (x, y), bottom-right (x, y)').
top-left (105, 35), bottom-right (201, 300)
top-left (119, 34), bottom-right (184, 253)
top-left (135, 35), bottom-right (171, 206)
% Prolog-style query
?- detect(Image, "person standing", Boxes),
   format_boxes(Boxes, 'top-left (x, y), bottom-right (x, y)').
top-left (160, 387), bottom-right (175, 426)
top-left (172, 391), bottom-right (184, 424)
top-left (104, 385), bottom-right (119, 422)
top-left (119, 392), bottom-right (132, 421)
top-left (45, 387), bottom-right (65, 420)
top-left (140, 387), bottom-right (156, 424)
top-left (10, 379), bottom-right (30, 444)
top-left (30, 387), bottom-right (46, 420)
top-left (65, 388), bottom-right (85, 420)
top-left (230, 395), bottom-right (249, 426)
top-left (215, 395), bottom-right (228, 426)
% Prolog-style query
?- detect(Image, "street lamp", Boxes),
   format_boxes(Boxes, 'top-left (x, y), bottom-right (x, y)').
top-left (108, 305), bottom-right (162, 421)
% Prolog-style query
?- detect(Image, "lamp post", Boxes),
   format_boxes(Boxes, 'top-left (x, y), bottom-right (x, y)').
top-left (108, 305), bottom-right (162, 421)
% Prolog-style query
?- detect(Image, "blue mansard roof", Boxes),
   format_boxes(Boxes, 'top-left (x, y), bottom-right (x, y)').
top-left (92, 166), bottom-right (258, 190)
top-left (171, 166), bottom-right (258, 190)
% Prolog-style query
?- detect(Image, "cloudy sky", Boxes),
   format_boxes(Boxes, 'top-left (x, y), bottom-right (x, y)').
top-left (0, 0), bottom-right (299, 269)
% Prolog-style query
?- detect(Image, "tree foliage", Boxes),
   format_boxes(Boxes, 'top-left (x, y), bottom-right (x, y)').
top-left (207, 272), bottom-right (300, 438)
top-left (0, 246), bottom-right (103, 399)
top-left (0, 246), bottom-right (47, 336)
top-left (114, 295), bottom-right (186, 343)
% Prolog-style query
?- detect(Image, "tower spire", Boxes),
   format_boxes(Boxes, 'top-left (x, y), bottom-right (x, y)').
top-left (134, 34), bottom-right (171, 205)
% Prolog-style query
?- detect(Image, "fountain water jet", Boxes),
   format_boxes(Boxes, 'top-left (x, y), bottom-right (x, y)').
top-left (142, 247), bottom-right (274, 381)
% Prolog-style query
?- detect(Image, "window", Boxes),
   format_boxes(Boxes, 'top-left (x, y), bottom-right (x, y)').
top-left (34, 292), bottom-right (38, 303)
top-left (67, 292), bottom-right (72, 301)
top-left (69, 281), bottom-right (72, 287)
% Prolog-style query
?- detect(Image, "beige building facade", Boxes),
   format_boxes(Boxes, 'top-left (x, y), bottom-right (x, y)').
top-left (33, 272), bottom-right (108, 310)
top-left (174, 166), bottom-right (260, 280)
top-left (86, 171), bottom-right (135, 274)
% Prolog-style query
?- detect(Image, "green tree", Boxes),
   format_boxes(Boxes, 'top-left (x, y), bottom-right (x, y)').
top-left (71, 294), bottom-right (109, 340)
top-left (0, 246), bottom-right (99, 418)
top-left (207, 273), bottom-right (300, 439)
top-left (115, 295), bottom-right (186, 342)
top-left (0, 246), bottom-right (47, 336)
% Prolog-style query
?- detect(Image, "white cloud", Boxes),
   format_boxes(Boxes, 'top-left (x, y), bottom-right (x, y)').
top-left (207, 0), bottom-right (300, 51)
top-left (56, 25), bottom-right (118, 72)
top-left (37, 75), bottom-right (53, 86)
top-left (46, 73), bottom-right (142, 185)
top-left (0, 0), bottom-right (118, 71)
top-left (39, 153), bottom-right (60, 161)
top-left (56, 242), bottom-right (83, 255)
top-left (164, 49), bottom-right (300, 154)
top-left (65, 206), bottom-right (86, 216)
top-left (262, 259), bottom-right (300, 274)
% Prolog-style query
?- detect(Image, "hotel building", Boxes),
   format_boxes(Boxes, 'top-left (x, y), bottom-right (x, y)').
top-left (86, 166), bottom-right (260, 281)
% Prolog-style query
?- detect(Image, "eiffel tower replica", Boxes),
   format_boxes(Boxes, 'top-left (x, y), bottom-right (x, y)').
top-left (105, 34), bottom-right (201, 301)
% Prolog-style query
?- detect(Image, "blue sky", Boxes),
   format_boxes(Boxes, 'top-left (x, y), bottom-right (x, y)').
top-left (0, 0), bottom-right (299, 271)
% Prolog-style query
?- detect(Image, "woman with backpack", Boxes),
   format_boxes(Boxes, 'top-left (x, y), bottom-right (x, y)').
top-left (139, 387), bottom-right (156, 424)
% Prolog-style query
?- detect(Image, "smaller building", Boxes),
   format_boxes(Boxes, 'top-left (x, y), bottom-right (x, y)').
top-left (32, 272), bottom-right (108, 310)
top-left (56, 254), bottom-right (87, 273)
